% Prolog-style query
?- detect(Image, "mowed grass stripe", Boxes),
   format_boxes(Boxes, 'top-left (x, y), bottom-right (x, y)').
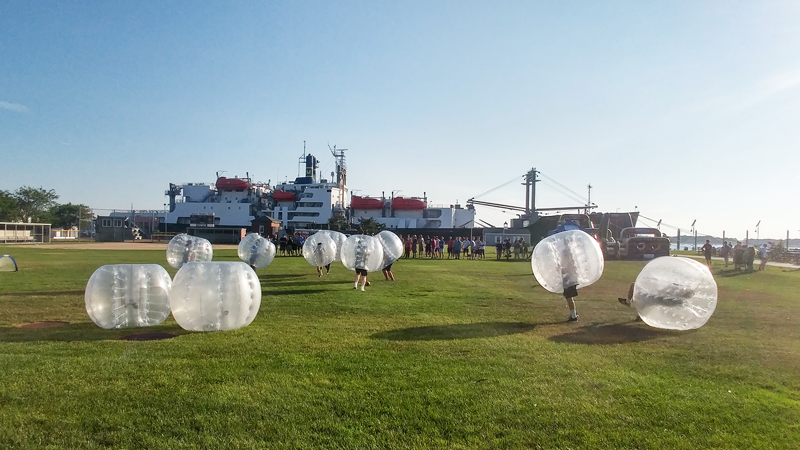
top-left (0, 245), bottom-right (798, 449)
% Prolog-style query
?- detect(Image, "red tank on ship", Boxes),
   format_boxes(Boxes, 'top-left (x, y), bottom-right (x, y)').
top-left (271, 190), bottom-right (296, 201)
top-left (215, 177), bottom-right (249, 191)
top-left (351, 196), bottom-right (385, 209)
top-left (391, 197), bottom-right (426, 210)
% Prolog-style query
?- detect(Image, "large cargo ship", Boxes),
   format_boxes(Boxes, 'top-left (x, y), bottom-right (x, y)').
top-left (162, 149), bottom-right (475, 233)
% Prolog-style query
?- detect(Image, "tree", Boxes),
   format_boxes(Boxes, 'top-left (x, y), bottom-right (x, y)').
top-left (357, 217), bottom-right (386, 235)
top-left (49, 203), bottom-right (92, 229)
top-left (0, 190), bottom-right (20, 222)
top-left (13, 186), bottom-right (59, 223)
top-left (327, 214), bottom-right (349, 232)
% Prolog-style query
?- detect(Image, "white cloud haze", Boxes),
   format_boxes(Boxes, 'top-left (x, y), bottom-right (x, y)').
top-left (0, 101), bottom-right (28, 113)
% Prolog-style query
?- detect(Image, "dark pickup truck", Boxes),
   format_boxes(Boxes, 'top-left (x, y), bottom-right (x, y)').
top-left (618, 227), bottom-right (670, 260)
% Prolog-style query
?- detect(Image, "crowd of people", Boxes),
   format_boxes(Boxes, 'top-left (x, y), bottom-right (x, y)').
top-left (398, 235), bottom-right (531, 261)
top-left (276, 233), bottom-right (305, 256)
top-left (712, 240), bottom-right (770, 272)
top-left (268, 232), bottom-right (536, 262)
top-left (494, 238), bottom-right (531, 260)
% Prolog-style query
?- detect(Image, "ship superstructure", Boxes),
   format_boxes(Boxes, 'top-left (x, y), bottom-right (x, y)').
top-left (165, 174), bottom-right (271, 228)
top-left (266, 152), bottom-right (349, 229)
top-left (160, 146), bottom-right (475, 233)
top-left (350, 194), bottom-right (475, 229)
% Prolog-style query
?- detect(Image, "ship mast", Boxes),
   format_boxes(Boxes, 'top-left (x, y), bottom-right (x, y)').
top-left (329, 144), bottom-right (348, 208)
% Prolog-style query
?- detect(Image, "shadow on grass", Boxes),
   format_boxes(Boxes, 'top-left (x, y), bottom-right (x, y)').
top-left (0, 322), bottom-right (189, 343)
top-left (264, 289), bottom-right (329, 296)
top-left (371, 322), bottom-right (536, 341)
top-left (548, 322), bottom-right (682, 345)
top-left (0, 289), bottom-right (86, 296)
top-left (269, 280), bottom-right (354, 288)
top-left (257, 274), bottom-right (307, 281)
top-left (715, 269), bottom-right (754, 278)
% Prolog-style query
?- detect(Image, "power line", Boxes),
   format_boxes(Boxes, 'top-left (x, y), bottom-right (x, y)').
top-left (538, 172), bottom-right (590, 205)
top-left (538, 178), bottom-right (588, 205)
top-left (638, 214), bottom-right (714, 236)
top-left (471, 175), bottom-right (525, 200)
top-left (638, 214), bottom-right (680, 231)
top-left (472, 169), bottom-right (591, 209)
top-left (538, 172), bottom-right (588, 202)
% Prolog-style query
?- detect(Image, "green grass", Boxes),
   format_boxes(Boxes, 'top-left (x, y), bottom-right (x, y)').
top-left (1, 245), bottom-right (799, 449)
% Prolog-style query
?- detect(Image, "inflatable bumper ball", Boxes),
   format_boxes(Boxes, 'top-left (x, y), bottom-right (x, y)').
top-left (85, 264), bottom-right (172, 329)
top-left (170, 262), bottom-right (261, 331)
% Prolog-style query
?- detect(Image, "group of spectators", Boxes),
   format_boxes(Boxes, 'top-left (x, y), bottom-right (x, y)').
top-left (402, 235), bottom-right (488, 260)
top-left (704, 240), bottom-right (770, 272)
top-left (271, 232), bottom-right (534, 262)
top-left (400, 235), bottom-right (531, 261)
top-left (277, 233), bottom-right (305, 256)
top-left (494, 238), bottom-right (531, 260)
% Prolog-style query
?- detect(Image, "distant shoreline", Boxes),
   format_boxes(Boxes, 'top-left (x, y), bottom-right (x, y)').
top-left (668, 237), bottom-right (799, 249)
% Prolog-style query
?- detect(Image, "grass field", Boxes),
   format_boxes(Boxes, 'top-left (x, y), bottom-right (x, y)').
top-left (1, 244), bottom-right (799, 449)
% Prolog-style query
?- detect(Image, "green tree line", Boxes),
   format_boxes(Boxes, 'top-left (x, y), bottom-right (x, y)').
top-left (0, 187), bottom-right (93, 229)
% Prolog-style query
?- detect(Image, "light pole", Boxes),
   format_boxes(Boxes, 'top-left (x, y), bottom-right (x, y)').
top-left (755, 220), bottom-right (760, 240)
top-left (691, 219), bottom-right (697, 251)
top-left (503, 221), bottom-right (508, 259)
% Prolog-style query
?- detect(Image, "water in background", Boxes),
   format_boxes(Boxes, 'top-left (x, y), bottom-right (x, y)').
top-left (669, 241), bottom-right (800, 251)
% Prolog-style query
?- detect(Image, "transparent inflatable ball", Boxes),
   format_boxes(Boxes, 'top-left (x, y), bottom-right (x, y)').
top-left (632, 256), bottom-right (717, 330)
top-left (169, 262), bottom-right (261, 331)
top-left (238, 233), bottom-right (276, 269)
top-left (85, 264), bottom-right (172, 329)
top-left (531, 229), bottom-right (604, 294)
top-left (341, 234), bottom-right (385, 273)
top-left (315, 230), bottom-right (347, 262)
top-left (166, 233), bottom-right (213, 269)
top-left (302, 232), bottom-right (337, 267)
top-left (376, 230), bottom-right (404, 267)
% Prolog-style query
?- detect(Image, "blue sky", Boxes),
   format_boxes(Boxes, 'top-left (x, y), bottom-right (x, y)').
top-left (2, 1), bottom-right (798, 240)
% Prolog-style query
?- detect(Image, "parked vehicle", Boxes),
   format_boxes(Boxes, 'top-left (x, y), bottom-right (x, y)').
top-left (618, 227), bottom-right (670, 260)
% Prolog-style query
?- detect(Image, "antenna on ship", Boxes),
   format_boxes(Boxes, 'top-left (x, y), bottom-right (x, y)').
top-left (298, 141), bottom-right (306, 178)
top-left (328, 143), bottom-right (347, 188)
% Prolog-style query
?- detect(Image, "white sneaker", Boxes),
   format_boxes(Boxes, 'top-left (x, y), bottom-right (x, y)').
top-left (360, 286), bottom-right (365, 291)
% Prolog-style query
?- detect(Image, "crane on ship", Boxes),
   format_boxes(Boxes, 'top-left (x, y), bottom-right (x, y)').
top-left (466, 168), bottom-right (597, 223)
